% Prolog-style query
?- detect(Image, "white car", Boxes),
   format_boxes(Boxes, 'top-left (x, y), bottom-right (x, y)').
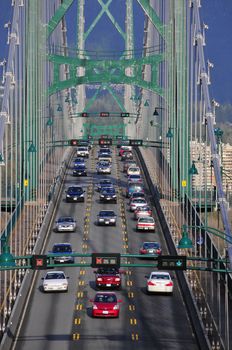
top-left (42, 271), bottom-right (69, 292)
top-left (146, 271), bottom-right (173, 294)
top-left (55, 216), bottom-right (76, 232)
top-left (130, 197), bottom-right (147, 211)
top-left (76, 146), bottom-right (89, 158)
top-left (127, 166), bottom-right (141, 176)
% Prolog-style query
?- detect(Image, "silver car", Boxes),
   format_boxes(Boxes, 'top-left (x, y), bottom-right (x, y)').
top-left (55, 217), bottom-right (76, 232)
top-left (42, 271), bottom-right (69, 292)
top-left (97, 210), bottom-right (117, 226)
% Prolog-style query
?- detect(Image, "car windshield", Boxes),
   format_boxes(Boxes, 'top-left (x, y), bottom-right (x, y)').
top-left (137, 206), bottom-right (150, 212)
top-left (58, 217), bottom-right (74, 223)
top-left (102, 188), bottom-right (115, 194)
top-left (95, 294), bottom-right (117, 303)
top-left (77, 147), bottom-right (88, 151)
top-left (151, 274), bottom-right (170, 280)
top-left (129, 175), bottom-right (141, 179)
top-left (132, 198), bottom-right (146, 203)
top-left (45, 273), bottom-right (65, 280)
top-left (97, 268), bottom-right (119, 275)
top-left (132, 192), bottom-right (144, 198)
top-left (99, 211), bottom-right (115, 217)
top-left (139, 217), bottom-right (154, 223)
top-left (143, 243), bottom-right (159, 249)
top-left (100, 180), bottom-right (112, 185)
top-left (53, 245), bottom-right (72, 253)
top-left (68, 187), bottom-right (83, 194)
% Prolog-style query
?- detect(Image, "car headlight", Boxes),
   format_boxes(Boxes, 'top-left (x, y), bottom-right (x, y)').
top-left (66, 194), bottom-right (71, 197)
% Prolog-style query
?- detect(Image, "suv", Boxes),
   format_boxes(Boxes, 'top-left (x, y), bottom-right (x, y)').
top-left (94, 267), bottom-right (122, 289)
top-left (66, 186), bottom-right (85, 202)
top-left (99, 187), bottom-right (117, 203)
top-left (50, 243), bottom-right (74, 264)
top-left (73, 164), bottom-right (87, 176)
top-left (97, 210), bottom-right (117, 226)
top-left (76, 146), bottom-right (89, 158)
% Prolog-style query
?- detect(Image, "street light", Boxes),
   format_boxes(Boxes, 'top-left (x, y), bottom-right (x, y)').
top-left (166, 127), bottom-right (174, 138)
top-left (189, 160), bottom-right (198, 175)
top-left (0, 236), bottom-right (16, 267)
top-left (178, 224), bottom-right (232, 268)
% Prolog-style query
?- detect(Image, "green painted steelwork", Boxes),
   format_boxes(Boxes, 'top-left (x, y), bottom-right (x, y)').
top-left (137, 0), bottom-right (164, 38)
top-left (47, 0), bottom-right (74, 38)
top-left (82, 122), bottom-right (125, 138)
top-left (48, 53), bottom-right (164, 96)
top-left (85, 0), bottom-right (125, 40)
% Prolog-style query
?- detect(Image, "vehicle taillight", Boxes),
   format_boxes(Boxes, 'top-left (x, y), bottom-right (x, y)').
top-left (147, 281), bottom-right (156, 286)
top-left (140, 249), bottom-right (147, 254)
top-left (156, 249), bottom-right (161, 254)
top-left (115, 278), bottom-right (121, 282)
top-left (165, 281), bottom-right (173, 287)
top-left (93, 304), bottom-right (98, 310)
top-left (113, 304), bottom-right (119, 310)
top-left (97, 278), bottom-right (103, 281)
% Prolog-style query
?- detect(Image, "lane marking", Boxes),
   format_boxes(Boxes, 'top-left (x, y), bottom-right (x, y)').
top-left (130, 318), bottom-right (137, 325)
top-left (73, 333), bottom-right (80, 340)
top-left (74, 318), bottom-right (81, 325)
top-left (129, 305), bottom-right (135, 311)
top-left (76, 304), bottom-right (83, 310)
top-left (131, 333), bottom-right (139, 341)
top-left (77, 291), bottom-right (84, 298)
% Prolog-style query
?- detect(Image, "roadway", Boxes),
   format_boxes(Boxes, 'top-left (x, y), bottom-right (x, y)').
top-left (12, 145), bottom-right (199, 350)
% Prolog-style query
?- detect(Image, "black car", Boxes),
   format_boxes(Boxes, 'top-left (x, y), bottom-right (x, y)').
top-left (66, 186), bottom-right (85, 202)
top-left (73, 164), bottom-right (87, 176)
top-left (97, 210), bottom-right (117, 226)
top-left (99, 187), bottom-right (117, 203)
top-left (96, 179), bottom-right (114, 192)
top-left (50, 243), bottom-right (74, 264)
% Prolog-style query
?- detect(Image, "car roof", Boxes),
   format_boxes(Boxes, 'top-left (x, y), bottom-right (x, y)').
top-left (46, 270), bottom-right (65, 275)
top-left (150, 271), bottom-right (170, 275)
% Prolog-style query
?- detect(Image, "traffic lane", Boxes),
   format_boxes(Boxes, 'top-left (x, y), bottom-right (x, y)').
top-left (13, 266), bottom-right (80, 350)
top-left (69, 150), bottom-right (132, 349)
top-left (120, 157), bottom-right (198, 349)
top-left (13, 163), bottom-right (93, 350)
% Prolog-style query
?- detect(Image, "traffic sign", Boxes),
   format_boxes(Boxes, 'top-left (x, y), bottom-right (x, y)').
top-left (157, 255), bottom-right (187, 270)
top-left (121, 113), bottom-right (130, 118)
top-left (31, 255), bottom-right (47, 270)
top-left (129, 139), bottom-right (143, 146)
top-left (91, 253), bottom-right (120, 268)
top-left (100, 112), bottom-right (109, 117)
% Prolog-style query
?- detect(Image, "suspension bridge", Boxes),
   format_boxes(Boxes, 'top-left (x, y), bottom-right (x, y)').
top-left (0, 1), bottom-right (231, 349)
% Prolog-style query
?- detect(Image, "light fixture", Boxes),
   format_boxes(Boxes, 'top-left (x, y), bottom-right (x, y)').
top-left (46, 118), bottom-right (53, 126)
top-left (153, 108), bottom-right (159, 116)
top-left (189, 161), bottom-right (198, 175)
top-left (0, 238), bottom-right (16, 267)
top-left (178, 225), bottom-right (193, 249)
top-left (28, 143), bottom-right (36, 153)
top-left (166, 128), bottom-right (173, 138)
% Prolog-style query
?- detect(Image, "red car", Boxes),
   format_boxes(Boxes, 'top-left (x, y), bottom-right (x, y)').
top-left (90, 292), bottom-right (122, 318)
top-left (94, 267), bottom-right (122, 289)
top-left (119, 146), bottom-right (132, 157)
